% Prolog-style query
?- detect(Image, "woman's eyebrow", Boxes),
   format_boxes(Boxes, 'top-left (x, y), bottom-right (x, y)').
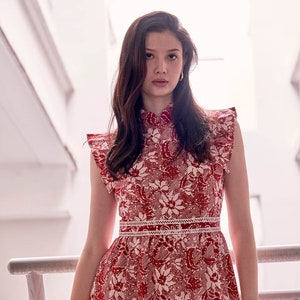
top-left (145, 48), bottom-right (182, 52)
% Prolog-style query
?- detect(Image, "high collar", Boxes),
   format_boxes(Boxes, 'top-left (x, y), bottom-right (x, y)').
top-left (141, 103), bottom-right (173, 127)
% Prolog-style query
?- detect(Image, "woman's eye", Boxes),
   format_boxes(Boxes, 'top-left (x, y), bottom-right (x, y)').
top-left (168, 54), bottom-right (177, 60)
top-left (146, 53), bottom-right (153, 59)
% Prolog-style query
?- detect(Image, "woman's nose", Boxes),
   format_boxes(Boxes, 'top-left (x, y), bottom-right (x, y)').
top-left (155, 59), bottom-right (167, 74)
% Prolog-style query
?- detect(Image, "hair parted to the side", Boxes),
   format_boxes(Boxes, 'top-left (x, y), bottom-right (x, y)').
top-left (106, 11), bottom-right (211, 179)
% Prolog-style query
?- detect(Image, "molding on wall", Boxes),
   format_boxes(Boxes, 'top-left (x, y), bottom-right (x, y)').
top-left (292, 50), bottom-right (300, 167)
top-left (296, 147), bottom-right (300, 167)
top-left (21, 0), bottom-right (74, 99)
top-left (291, 50), bottom-right (300, 96)
top-left (0, 210), bottom-right (71, 222)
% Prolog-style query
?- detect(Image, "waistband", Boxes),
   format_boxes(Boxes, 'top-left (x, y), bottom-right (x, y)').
top-left (119, 217), bottom-right (220, 237)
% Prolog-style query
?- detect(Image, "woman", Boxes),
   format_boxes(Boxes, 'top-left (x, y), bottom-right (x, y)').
top-left (70, 11), bottom-right (258, 300)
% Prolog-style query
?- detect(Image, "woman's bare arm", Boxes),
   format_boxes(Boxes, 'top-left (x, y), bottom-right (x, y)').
top-left (70, 154), bottom-right (118, 300)
top-left (224, 121), bottom-right (258, 300)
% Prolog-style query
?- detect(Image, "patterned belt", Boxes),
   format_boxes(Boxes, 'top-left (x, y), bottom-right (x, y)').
top-left (119, 217), bottom-right (220, 237)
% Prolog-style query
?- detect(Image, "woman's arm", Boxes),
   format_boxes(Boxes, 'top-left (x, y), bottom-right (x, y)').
top-left (70, 154), bottom-right (118, 300)
top-left (224, 121), bottom-right (258, 300)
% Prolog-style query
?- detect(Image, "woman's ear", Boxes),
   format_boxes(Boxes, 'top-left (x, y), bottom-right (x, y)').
top-left (183, 55), bottom-right (188, 65)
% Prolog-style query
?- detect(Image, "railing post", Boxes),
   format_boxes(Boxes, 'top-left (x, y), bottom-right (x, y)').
top-left (26, 272), bottom-right (45, 300)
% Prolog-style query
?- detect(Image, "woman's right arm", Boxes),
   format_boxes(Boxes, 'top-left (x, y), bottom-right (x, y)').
top-left (70, 154), bottom-right (118, 300)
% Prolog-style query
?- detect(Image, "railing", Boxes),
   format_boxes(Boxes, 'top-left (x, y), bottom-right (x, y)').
top-left (7, 244), bottom-right (300, 300)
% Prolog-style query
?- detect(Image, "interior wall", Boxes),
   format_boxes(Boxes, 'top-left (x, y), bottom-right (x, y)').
top-left (0, 1), bottom-right (110, 299)
top-left (246, 0), bottom-right (300, 290)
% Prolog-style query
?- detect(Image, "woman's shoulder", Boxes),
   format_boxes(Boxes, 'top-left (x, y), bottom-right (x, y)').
top-left (205, 107), bottom-right (237, 136)
top-left (205, 107), bottom-right (236, 122)
top-left (205, 107), bottom-right (237, 173)
top-left (86, 133), bottom-right (115, 150)
top-left (86, 133), bottom-right (116, 193)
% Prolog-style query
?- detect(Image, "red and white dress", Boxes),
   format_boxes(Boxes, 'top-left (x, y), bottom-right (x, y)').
top-left (87, 105), bottom-right (240, 300)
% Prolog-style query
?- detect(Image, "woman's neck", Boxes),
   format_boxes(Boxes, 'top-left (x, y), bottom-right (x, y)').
top-left (142, 97), bottom-right (173, 116)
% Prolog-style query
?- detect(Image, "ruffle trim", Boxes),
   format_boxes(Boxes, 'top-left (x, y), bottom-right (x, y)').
top-left (207, 107), bottom-right (237, 173)
top-left (86, 133), bottom-right (115, 193)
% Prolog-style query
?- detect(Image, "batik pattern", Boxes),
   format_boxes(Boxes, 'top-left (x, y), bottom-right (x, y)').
top-left (87, 105), bottom-right (239, 299)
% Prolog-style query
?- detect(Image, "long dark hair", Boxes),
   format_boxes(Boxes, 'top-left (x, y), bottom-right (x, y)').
top-left (107, 11), bottom-right (211, 178)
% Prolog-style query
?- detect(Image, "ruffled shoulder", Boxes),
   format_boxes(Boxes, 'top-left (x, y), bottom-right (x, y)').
top-left (86, 133), bottom-right (115, 193)
top-left (206, 107), bottom-right (237, 173)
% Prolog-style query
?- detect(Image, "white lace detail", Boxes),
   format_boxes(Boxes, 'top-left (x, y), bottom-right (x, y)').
top-left (120, 217), bottom-right (220, 227)
top-left (119, 217), bottom-right (220, 236)
top-left (119, 227), bottom-right (220, 237)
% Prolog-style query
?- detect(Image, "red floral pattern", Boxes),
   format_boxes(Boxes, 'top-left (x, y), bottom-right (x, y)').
top-left (87, 106), bottom-right (239, 299)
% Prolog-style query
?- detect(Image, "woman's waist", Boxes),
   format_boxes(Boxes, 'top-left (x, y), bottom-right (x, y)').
top-left (119, 216), bottom-right (220, 237)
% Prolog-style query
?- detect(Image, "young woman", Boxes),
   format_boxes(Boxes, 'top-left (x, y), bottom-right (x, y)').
top-left (70, 11), bottom-right (258, 300)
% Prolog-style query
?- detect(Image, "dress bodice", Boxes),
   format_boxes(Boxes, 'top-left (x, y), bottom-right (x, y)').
top-left (87, 106), bottom-right (236, 223)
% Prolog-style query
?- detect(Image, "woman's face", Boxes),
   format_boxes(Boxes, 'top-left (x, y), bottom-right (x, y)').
top-left (142, 30), bottom-right (184, 109)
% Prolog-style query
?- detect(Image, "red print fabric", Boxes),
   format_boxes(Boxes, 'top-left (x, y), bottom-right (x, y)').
top-left (87, 105), bottom-right (239, 300)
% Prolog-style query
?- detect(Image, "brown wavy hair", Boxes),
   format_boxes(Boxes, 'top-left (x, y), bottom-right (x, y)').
top-left (106, 11), bottom-right (211, 178)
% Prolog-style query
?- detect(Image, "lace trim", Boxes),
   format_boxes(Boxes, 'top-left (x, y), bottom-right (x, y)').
top-left (119, 227), bottom-right (220, 237)
top-left (120, 217), bottom-right (220, 227)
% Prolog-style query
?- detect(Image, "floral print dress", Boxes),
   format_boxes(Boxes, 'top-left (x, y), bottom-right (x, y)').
top-left (87, 105), bottom-right (240, 300)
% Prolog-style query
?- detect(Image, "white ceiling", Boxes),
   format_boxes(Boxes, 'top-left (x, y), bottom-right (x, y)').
top-left (0, 27), bottom-right (75, 168)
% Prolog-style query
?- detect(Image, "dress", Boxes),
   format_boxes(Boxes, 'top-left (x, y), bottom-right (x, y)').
top-left (87, 105), bottom-right (240, 300)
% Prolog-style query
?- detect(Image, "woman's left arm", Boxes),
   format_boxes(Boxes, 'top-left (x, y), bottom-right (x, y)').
top-left (224, 120), bottom-right (258, 300)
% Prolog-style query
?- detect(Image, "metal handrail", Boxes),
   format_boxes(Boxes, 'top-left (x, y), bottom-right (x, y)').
top-left (8, 244), bottom-right (300, 274)
top-left (259, 290), bottom-right (300, 300)
top-left (254, 244), bottom-right (300, 263)
top-left (7, 244), bottom-right (300, 300)
top-left (8, 255), bottom-right (79, 275)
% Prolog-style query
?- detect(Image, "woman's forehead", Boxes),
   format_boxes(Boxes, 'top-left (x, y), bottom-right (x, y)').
top-left (145, 31), bottom-right (182, 51)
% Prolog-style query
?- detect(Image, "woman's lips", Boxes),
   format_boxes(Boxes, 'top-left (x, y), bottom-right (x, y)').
top-left (152, 80), bottom-right (168, 87)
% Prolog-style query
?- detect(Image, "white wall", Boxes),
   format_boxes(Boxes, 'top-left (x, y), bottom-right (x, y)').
top-left (246, 0), bottom-right (300, 291)
top-left (41, 1), bottom-right (112, 298)
top-left (0, 1), bottom-right (111, 299)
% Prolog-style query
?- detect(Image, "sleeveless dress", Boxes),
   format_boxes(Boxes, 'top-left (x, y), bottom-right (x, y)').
top-left (87, 105), bottom-right (240, 300)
